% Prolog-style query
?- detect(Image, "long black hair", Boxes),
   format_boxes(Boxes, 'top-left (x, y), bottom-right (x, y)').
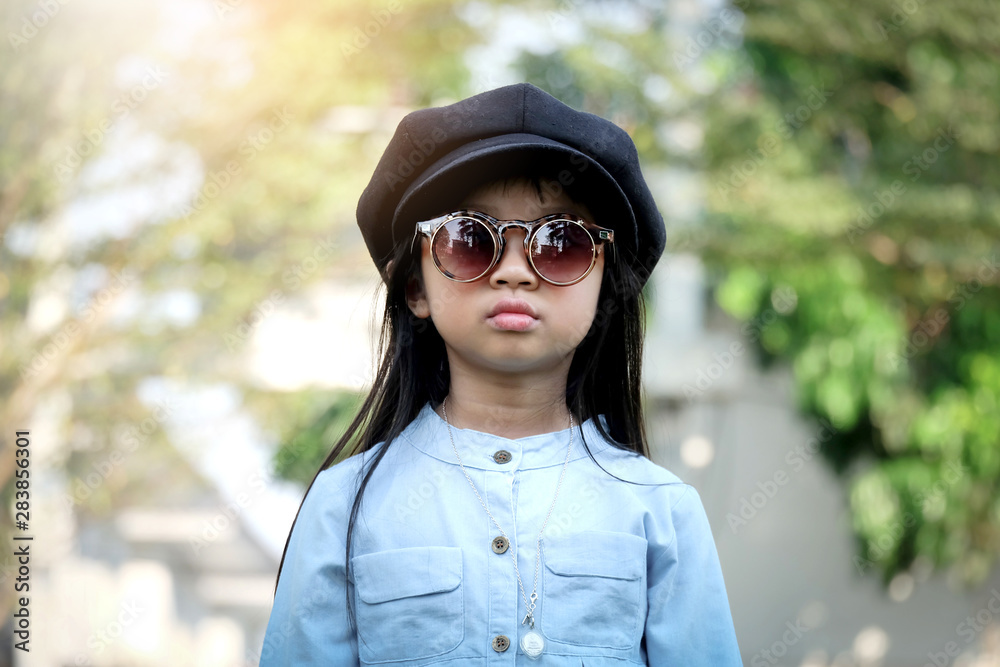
top-left (272, 164), bottom-right (664, 635)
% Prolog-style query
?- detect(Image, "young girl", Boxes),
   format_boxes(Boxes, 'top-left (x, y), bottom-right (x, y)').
top-left (261, 83), bottom-right (742, 665)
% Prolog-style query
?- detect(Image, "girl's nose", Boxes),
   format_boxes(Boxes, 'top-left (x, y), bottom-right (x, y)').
top-left (490, 227), bottom-right (538, 285)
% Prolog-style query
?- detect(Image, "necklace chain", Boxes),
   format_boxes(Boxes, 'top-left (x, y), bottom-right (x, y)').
top-left (442, 396), bottom-right (574, 630)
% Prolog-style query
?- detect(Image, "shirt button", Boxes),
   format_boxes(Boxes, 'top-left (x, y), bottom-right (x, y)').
top-left (491, 536), bottom-right (509, 554)
top-left (493, 449), bottom-right (512, 464)
top-left (492, 634), bottom-right (510, 652)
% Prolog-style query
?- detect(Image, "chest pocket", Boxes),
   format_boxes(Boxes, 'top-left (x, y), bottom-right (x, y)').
top-left (351, 546), bottom-right (464, 663)
top-left (540, 530), bottom-right (647, 650)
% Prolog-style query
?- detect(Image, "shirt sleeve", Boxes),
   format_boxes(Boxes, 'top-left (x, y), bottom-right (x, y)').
top-left (259, 467), bottom-right (360, 666)
top-left (645, 484), bottom-right (742, 665)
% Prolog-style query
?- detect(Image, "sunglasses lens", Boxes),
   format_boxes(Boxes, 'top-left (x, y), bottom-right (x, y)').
top-left (432, 216), bottom-right (496, 280)
top-left (531, 220), bottom-right (595, 284)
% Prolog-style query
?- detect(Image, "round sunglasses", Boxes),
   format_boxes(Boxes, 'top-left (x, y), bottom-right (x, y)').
top-left (410, 210), bottom-right (616, 286)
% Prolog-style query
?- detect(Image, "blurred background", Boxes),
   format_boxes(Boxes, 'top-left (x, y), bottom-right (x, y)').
top-left (2, 0), bottom-right (999, 664)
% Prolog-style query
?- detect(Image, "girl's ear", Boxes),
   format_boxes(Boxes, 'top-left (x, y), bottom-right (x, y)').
top-left (404, 268), bottom-right (431, 319)
top-left (380, 258), bottom-right (395, 285)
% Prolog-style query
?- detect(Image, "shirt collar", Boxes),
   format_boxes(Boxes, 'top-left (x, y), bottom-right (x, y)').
top-left (402, 400), bottom-right (614, 471)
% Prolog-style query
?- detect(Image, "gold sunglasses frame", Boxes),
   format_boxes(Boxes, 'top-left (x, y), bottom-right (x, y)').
top-left (410, 209), bottom-right (616, 286)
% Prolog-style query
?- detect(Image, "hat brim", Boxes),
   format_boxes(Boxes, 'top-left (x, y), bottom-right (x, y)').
top-left (392, 133), bottom-right (638, 253)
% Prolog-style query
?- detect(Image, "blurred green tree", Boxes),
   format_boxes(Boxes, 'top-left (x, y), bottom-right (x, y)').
top-left (443, 0), bottom-right (1000, 592)
top-left (696, 0), bottom-right (1000, 588)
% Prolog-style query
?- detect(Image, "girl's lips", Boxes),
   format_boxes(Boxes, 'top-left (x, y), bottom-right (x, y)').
top-left (486, 313), bottom-right (539, 331)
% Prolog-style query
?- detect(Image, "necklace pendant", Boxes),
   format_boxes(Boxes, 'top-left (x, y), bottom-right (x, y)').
top-left (520, 629), bottom-right (545, 659)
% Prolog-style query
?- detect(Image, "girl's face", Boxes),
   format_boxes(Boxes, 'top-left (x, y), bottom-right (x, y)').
top-left (405, 178), bottom-right (606, 378)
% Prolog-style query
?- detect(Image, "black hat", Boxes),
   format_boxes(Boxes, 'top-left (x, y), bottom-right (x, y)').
top-left (356, 82), bottom-right (666, 288)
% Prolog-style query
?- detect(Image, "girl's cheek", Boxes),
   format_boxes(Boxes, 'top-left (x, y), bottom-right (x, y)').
top-left (426, 287), bottom-right (455, 318)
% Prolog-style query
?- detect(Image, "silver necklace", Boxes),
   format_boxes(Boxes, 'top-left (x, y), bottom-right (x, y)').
top-left (442, 396), bottom-right (574, 660)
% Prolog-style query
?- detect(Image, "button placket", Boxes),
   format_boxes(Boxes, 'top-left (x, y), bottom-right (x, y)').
top-left (481, 456), bottom-right (518, 659)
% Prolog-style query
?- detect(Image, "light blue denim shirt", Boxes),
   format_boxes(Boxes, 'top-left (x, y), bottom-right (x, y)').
top-left (261, 401), bottom-right (742, 666)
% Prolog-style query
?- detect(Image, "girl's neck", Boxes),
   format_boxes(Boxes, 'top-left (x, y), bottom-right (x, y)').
top-left (436, 395), bottom-right (574, 440)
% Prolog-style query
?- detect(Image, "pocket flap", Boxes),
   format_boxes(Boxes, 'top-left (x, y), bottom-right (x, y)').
top-left (543, 531), bottom-right (646, 580)
top-left (352, 546), bottom-right (462, 604)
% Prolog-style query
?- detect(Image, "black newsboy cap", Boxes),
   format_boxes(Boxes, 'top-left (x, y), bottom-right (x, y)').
top-left (356, 82), bottom-right (666, 288)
